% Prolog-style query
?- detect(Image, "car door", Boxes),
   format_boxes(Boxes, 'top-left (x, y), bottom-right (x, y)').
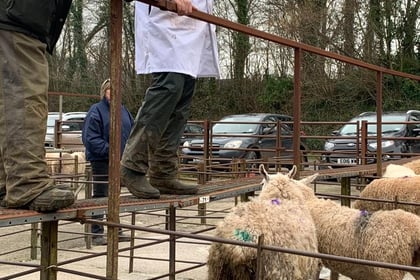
top-left (259, 115), bottom-right (292, 160)
top-left (406, 111), bottom-right (420, 153)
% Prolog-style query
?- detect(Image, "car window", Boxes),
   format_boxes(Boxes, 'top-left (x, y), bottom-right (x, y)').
top-left (340, 114), bottom-right (406, 135)
top-left (186, 124), bottom-right (203, 134)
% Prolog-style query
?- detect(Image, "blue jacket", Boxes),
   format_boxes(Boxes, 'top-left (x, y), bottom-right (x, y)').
top-left (82, 98), bottom-right (134, 162)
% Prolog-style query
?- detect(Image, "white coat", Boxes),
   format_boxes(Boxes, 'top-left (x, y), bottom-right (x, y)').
top-left (134, 0), bottom-right (220, 78)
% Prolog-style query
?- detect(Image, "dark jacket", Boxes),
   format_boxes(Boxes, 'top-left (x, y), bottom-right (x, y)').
top-left (0, 0), bottom-right (72, 54)
top-left (82, 98), bottom-right (134, 162)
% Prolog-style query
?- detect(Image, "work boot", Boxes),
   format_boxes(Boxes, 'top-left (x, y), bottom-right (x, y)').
top-left (28, 186), bottom-right (75, 212)
top-left (149, 178), bottom-right (198, 195)
top-left (120, 166), bottom-right (160, 199)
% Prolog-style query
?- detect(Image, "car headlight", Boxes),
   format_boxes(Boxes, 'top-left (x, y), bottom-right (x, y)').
top-left (369, 140), bottom-right (395, 149)
top-left (224, 140), bottom-right (243, 149)
top-left (324, 141), bottom-right (335, 151)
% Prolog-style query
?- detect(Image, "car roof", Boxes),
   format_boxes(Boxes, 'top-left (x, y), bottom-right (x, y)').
top-left (357, 110), bottom-right (420, 118)
top-left (62, 112), bottom-right (87, 120)
top-left (219, 113), bottom-right (292, 121)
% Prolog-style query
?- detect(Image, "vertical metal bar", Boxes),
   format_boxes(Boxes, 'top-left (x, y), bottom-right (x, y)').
top-left (168, 205), bottom-right (176, 280)
top-left (40, 221), bottom-right (58, 280)
top-left (84, 165), bottom-right (92, 249)
top-left (107, 0), bottom-right (123, 278)
top-left (255, 234), bottom-right (265, 280)
top-left (293, 48), bottom-right (302, 175)
top-left (376, 71), bottom-right (383, 176)
top-left (340, 177), bottom-right (351, 207)
top-left (129, 212), bottom-right (136, 273)
top-left (30, 223), bottom-right (38, 260)
top-left (198, 203), bottom-right (206, 224)
top-left (361, 120), bottom-right (368, 165)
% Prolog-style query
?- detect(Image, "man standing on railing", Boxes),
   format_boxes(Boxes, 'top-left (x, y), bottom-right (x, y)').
top-left (0, 0), bottom-right (75, 211)
top-left (120, 0), bottom-right (220, 198)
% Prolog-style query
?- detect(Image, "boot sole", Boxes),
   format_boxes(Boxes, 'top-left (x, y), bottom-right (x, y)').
top-left (154, 186), bottom-right (198, 195)
top-left (28, 194), bottom-right (75, 212)
top-left (125, 185), bottom-right (160, 199)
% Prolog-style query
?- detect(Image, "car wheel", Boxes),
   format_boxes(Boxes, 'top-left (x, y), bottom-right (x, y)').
top-left (244, 151), bottom-right (259, 170)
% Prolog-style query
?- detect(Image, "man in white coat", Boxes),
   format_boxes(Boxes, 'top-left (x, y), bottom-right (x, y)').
top-left (121, 0), bottom-right (220, 198)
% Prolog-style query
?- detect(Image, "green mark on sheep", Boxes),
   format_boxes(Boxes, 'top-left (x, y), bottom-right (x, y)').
top-left (234, 229), bottom-right (254, 242)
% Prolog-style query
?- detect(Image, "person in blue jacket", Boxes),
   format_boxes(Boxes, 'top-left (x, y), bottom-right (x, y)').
top-left (82, 78), bottom-right (134, 245)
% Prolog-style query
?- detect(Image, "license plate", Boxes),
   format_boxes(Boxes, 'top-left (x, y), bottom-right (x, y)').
top-left (337, 158), bottom-right (357, 164)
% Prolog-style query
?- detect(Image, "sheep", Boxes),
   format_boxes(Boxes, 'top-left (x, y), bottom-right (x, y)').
top-left (46, 151), bottom-right (86, 175)
top-left (207, 167), bottom-right (320, 280)
top-left (260, 165), bottom-right (420, 280)
top-left (382, 163), bottom-right (417, 178)
top-left (353, 176), bottom-right (420, 215)
top-left (403, 158), bottom-right (420, 175)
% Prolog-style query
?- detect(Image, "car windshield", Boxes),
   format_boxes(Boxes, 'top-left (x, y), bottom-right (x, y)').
top-left (212, 116), bottom-right (261, 134)
top-left (47, 114), bottom-right (60, 127)
top-left (339, 114), bottom-right (406, 135)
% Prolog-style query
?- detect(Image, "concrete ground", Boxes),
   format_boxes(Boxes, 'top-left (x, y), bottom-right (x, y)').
top-left (0, 182), bottom-right (416, 279)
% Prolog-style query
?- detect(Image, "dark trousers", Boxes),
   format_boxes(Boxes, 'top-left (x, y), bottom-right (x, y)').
top-left (122, 72), bottom-right (196, 179)
top-left (91, 160), bottom-right (108, 234)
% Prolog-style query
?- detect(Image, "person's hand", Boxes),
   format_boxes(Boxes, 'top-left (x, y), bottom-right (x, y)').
top-left (173, 0), bottom-right (193, 15)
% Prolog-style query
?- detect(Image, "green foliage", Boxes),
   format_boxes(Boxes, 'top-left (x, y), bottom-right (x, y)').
top-left (258, 75), bottom-right (294, 114)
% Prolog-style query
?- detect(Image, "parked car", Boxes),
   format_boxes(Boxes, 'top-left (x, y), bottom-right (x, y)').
top-left (322, 110), bottom-right (420, 167)
top-left (45, 112), bottom-right (87, 149)
top-left (181, 113), bottom-right (307, 168)
top-left (180, 123), bottom-right (205, 146)
top-left (45, 112), bottom-right (61, 148)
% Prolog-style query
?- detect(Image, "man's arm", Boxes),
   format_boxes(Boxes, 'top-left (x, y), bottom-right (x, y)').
top-left (125, 0), bottom-right (193, 15)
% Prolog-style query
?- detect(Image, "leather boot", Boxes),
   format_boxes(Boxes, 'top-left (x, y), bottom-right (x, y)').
top-left (149, 178), bottom-right (198, 195)
top-left (120, 166), bottom-right (160, 199)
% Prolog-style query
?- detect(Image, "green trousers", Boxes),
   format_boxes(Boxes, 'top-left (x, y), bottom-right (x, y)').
top-left (122, 72), bottom-right (196, 179)
top-left (0, 30), bottom-right (53, 207)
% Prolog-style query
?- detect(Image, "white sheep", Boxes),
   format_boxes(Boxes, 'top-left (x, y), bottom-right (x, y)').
top-left (382, 163), bottom-right (417, 178)
top-left (46, 151), bottom-right (86, 175)
top-left (207, 167), bottom-right (320, 280)
top-left (403, 158), bottom-right (420, 175)
top-left (353, 176), bottom-right (420, 215)
top-left (260, 165), bottom-right (420, 280)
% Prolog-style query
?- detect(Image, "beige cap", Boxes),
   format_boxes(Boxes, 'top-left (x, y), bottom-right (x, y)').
top-left (100, 78), bottom-right (110, 98)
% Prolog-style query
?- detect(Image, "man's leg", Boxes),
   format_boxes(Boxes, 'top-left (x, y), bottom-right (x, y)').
top-left (0, 30), bottom-right (74, 211)
top-left (148, 74), bottom-right (197, 194)
top-left (121, 72), bottom-right (196, 197)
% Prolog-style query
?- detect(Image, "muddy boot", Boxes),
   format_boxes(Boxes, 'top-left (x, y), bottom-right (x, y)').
top-left (120, 166), bottom-right (160, 199)
top-left (149, 178), bottom-right (198, 195)
top-left (28, 186), bottom-right (75, 212)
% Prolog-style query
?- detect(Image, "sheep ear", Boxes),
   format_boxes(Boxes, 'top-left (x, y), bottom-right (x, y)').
top-left (299, 173), bottom-right (319, 186)
top-left (287, 165), bottom-right (297, 178)
top-left (259, 164), bottom-right (270, 181)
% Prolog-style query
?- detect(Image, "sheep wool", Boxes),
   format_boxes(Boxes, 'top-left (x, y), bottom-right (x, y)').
top-left (353, 176), bottom-right (420, 215)
top-left (403, 158), bottom-right (420, 175)
top-left (207, 198), bottom-right (320, 280)
top-left (260, 167), bottom-right (420, 280)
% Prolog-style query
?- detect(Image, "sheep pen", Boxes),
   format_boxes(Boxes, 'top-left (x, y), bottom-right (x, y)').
top-left (207, 167), bottom-right (320, 280)
top-left (260, 165), bottom-right (420, 280)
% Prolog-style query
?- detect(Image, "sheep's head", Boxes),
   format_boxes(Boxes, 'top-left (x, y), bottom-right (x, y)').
top-left (259, 164), bottom-right (318, 201)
